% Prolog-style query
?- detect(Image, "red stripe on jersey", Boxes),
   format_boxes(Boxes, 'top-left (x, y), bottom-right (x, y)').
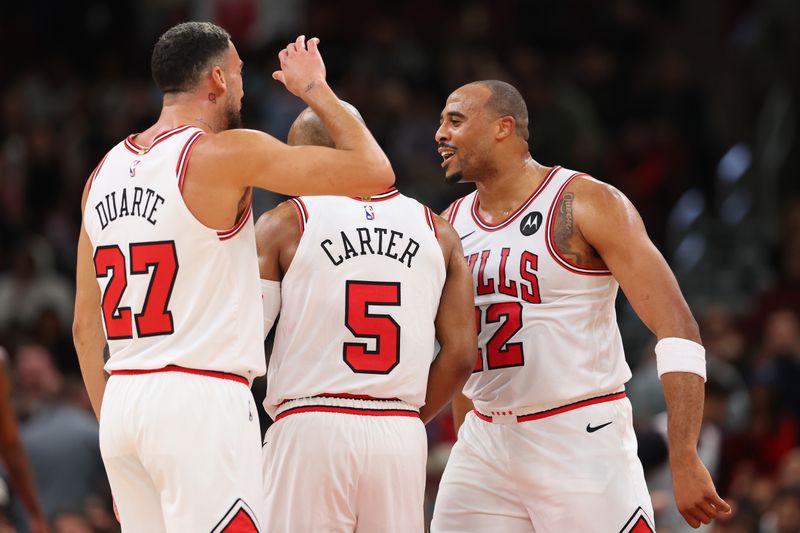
top-left (86, 152), bottom-right (110, 194)
top-left (176, 131), bottom-right (205, 191)
top-left (124, 125), bottom-right (195, 155)
top-left (218, 201), bottom-right (252, 241)
top-left (275, 405), bottom-right (419, 421)
top-left (447, 197), bottom-right (466, 225)
top-left (289, 199), bottom-right (305, 233)
top-left (470, 165), bottom-right (560, 231)
top-left (545, 173), bottom-right (612, 276)
top-left (353, 187), bottom-right (400, 202)
top-left (110, 365), bottom-right (248, 386)
top-left (424, 206), bottom-right (439, 239)
top-left (316, 393), bottom-right (402, 401)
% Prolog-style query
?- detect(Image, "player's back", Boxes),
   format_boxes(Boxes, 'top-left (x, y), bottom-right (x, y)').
top-left (265, 189), bottom-right (445, 419)
top-left (84, 126), bottom-right (264, 380)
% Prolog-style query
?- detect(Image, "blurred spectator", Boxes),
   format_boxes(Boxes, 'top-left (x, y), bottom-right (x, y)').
top-left (0, 240), bottom-right (73, 339)
top-left (0, 348), bottom-right (47, 533)
top-left (14, 344), bottom-right (106, 521)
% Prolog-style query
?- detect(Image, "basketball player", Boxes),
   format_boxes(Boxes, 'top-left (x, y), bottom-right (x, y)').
top-left (430, 81), bottom-right (731, 531)
top-left (255, 105), bottom-right (476, 532)
top-left (72, 22), bottom-right (393, 532)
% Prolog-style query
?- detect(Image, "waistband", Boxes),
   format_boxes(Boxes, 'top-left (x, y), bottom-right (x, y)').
top-left (274, 393), bottom-right (420, 421)
top-left (110, 365), bottom-right (249, 386)
top-left (474, 391), bottom-right (626, 424)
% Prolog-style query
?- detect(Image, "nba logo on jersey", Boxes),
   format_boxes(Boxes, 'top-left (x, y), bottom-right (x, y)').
top-left (129, 160), bottom-right (141, 177)
top-left (364, 205), bottom-right (375, 220)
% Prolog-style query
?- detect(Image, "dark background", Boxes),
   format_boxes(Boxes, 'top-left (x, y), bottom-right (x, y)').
top-left (1, 0), bottom-right (799, 531)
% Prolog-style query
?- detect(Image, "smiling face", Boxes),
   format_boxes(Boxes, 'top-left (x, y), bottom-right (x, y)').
top-left (435, 84), bottom-right (499, 184)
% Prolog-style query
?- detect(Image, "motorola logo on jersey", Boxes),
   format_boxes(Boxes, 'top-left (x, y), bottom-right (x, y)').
top-left (519, 212), bottom-right (543, 236)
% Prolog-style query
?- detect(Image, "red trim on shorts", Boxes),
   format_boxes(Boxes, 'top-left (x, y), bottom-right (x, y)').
top-left (218, 201), bottom-right (252, 241)
top-left (276, 392), bottom-right (402, 408)
top-left (470, 165), bottom-right (560, 231)
top-left (110, 365), bottom-right (248, 386)
top-left (176, 130), bottom-right (205, 191)
top-left (275, 405), bottom-right (419, 421)
top-left (545, 172), bottom-right (612, 276)
top-left (475, 391), bottom-right (626, 423)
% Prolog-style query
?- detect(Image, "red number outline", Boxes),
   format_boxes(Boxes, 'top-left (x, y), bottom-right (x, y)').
top-left (94, 245), bottom-right (133, 340)
top-left (473, 302), bottom-right (525, 372)
top-left (343, 280), bottom-right (401, 374)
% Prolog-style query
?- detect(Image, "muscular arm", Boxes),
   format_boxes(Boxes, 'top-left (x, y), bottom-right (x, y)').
top-left (419, 216), bottom-right (476, 424)
top-left (73, 183), bottom-right (108, 421)
top-left (0, 353), bottom-right (47, 532)
top-left (570, 177), bottom-right (729, 526)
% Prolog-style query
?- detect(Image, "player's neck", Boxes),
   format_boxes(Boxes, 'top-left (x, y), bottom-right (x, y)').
top-left (475, 156), bottom-right (550, 219)
top-left (136, 95), bottom-right (217, 145)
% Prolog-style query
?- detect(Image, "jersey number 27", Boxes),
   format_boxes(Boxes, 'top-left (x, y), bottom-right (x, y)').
top-left (94, 241), bottom-right (178, 340)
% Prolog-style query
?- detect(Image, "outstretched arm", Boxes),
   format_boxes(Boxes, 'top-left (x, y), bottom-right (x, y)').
top-left (420, 216), bottom-right (476, 424)
top-left (73, 183), bottom-right (108, 421)
top-left (572, 177), bottom-right (731, 527)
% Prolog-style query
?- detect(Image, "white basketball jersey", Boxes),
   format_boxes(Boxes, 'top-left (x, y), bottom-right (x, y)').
top-left (264, 190), bottom-right (446, 418)
top-left (84, 126), bottom-right (265, 381)
top-left (448, 165), bottom-right (631, 414)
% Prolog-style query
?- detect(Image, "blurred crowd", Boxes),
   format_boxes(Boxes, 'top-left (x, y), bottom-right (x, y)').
top-left (1, 0), bottom-right (799, 531)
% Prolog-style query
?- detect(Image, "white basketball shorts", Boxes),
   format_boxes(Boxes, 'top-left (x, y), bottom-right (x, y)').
top-left (262, 395), bottom-right (427, 532)
top-left (432, 393), bottom-right (655, 532)
top-left (100, 367), bottom-right (263, 532)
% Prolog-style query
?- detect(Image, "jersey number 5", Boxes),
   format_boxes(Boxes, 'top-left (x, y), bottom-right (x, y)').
top-left (343, 281), bottom-right (401, 374)
top-left (93, 241), bottom-right (178, 340)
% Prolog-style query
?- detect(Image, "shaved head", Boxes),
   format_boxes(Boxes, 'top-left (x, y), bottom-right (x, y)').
top-left (464, 80), bottom-right (529, 141)
top-left (288, 102), bottom-right (365, 147)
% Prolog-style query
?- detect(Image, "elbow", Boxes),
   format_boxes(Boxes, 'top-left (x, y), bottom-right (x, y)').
top-left (368, 159), bottom-right (395, 194)
top-left (454, 343), bottom-right (477, 382)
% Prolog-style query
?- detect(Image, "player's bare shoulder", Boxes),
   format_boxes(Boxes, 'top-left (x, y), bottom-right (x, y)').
top-left (553, 174), bottom-right (631, 268)
top-left (558, 174), bottom-right (643, 263)
top-left (255, 200), bottom-right (302, 279)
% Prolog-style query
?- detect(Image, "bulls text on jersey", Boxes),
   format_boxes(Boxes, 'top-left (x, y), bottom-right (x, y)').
top-left (466, 247), bottom-right (541, 303)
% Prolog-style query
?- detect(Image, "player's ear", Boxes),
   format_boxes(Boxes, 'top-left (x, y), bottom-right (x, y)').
top-left (495, 116), bottom-right (515, 141)
top-left (210, 65), bottom-right (227, 94)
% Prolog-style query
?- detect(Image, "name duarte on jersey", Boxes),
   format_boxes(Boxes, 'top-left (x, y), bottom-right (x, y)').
top-left (94, 186), bottom-right (165, 229)
top-left (320, 226), bottom-right (420, 268)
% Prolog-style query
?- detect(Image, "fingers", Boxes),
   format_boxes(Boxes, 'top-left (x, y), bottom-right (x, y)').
top-left (709, 493), bottom-right (732, 514)
top-left (296, 34), bottom-right (306, 51)
top-left (308, 37), bottom-right (320, 50)
top-left (272, 71), bottom-right (286, 85)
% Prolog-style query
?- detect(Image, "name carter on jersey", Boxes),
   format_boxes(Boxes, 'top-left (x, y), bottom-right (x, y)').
top-left (94, 186), bottom-right (165, 229)
top-left (320, 226), bottom-right (420, 268)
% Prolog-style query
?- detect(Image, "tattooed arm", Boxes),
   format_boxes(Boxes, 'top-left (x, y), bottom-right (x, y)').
top-left (556, 176), bottom-right (730, 527)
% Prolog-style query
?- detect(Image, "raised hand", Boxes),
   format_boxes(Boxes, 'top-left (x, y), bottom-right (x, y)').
top-left (272, 35), bottom-right (326, 99)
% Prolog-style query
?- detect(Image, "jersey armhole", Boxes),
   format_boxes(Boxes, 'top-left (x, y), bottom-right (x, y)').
top-left (175, 131), bottom-right (206, 191)
top-left (423, 206), bottom-right (439, 240)
top-left (288, 198), bottom-right (309, 234)
top-left (85, 152), bottom-right (110, 194)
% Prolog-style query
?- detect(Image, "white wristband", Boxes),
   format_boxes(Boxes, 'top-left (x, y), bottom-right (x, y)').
top-left (655, 337), bottom-right (706, 381)
top-left (261, 279), bottom-right (281, 338)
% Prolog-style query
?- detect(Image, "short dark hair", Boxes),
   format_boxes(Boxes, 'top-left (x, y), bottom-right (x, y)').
top-left (470, 80), bottom-right (530, 141)
top-left (151, 22), bottom-right (231, 94)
